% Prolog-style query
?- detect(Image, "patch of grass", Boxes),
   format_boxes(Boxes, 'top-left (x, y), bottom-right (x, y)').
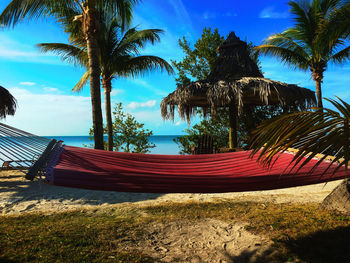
top-left (0, 202), bottom-right (350, 262)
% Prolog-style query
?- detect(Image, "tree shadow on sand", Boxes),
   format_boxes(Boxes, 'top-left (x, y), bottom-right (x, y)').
top-left (227, 225), bottom-right (350, 263)
top-left (0, 170), bottom-right (163, 214)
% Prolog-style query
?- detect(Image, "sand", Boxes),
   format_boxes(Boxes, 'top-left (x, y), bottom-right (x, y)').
top-left (0, 170), bottom-right (341, 215)
top-left (0, 170), bottom-right (343, 262)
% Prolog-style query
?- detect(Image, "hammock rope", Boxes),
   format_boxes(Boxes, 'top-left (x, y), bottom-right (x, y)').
top-left (0, 123), bottom-right (59, 176)
top-left (0, 122), bottom-right (348, 194)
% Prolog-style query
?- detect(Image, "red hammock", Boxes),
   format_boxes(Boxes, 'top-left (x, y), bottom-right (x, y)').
top-left (45, 146), bottom-right (348, 193)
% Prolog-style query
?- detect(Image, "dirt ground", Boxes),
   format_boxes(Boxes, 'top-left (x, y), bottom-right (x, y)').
top-left (0, 170), bottom-right (342, 262)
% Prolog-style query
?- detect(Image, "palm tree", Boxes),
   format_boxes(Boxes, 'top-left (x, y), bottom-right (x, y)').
top-left (250, 97), bottom-right (350, 212)
top-left (255, 0), bottom-right (350, 109)
top-left (0, 86), bottom-right (17, 119)
top-left (0, 0), bottom-right (139, 149)
top-left (38, 16), bottom-right (174, 151)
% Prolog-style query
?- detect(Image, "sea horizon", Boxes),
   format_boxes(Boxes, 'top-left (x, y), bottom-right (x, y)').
top-left (47, 135), bottom-right (181, 155)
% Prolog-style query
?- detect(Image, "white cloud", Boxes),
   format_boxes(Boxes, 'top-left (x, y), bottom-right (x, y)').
top-left (203, 11), bottom-right (237, 20)
top-left (0, 35), bottom-right (62, 65)
top-left (259, 6), bottom-right (289, 19)
top-left (127, 100), bottom-right (157, 109)
top-left (167, 0), bottom-right (195, 34)
top-left (43, 87), bottom-right (59, 93)
top-left (175, 121), bottom-right (183, 126)
top-left (110, 89), bottom-right (124, 96)
top-left (3, 87), bottom-right (92, 136)
top-left (20, 82), bottom-right (36, 86)
top-left (130, 78), bottom-right (169, 96)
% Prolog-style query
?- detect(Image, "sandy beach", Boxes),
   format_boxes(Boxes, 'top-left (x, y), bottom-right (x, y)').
top-left (0, 169), bottom-right (341, 216)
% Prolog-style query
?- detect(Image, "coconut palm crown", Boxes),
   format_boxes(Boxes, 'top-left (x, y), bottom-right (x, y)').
top-left (255, 0), bottom-right (350, 109)
top-left (38, 14), bottom-right (174, 151)
top-left (0, 0), bottom-right (139, 149)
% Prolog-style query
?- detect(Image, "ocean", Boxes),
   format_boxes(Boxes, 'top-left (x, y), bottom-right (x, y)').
top-left (47, 135), bottom-right (181, 155)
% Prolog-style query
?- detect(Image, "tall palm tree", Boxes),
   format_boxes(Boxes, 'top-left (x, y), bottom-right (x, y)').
top-left (0, 0), bottom-right (139, 149)
top-left (0, 86), bottom-right (17, 119)
top-left (255, 0), bottom-right (350, 109)
top-left (38, 16), bottom-right (174, 151)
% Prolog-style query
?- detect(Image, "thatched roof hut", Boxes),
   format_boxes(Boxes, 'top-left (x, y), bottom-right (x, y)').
top-left (161, 32), bottom-right (316, 148)
top-left (0, 86), bottom-right (17, 119)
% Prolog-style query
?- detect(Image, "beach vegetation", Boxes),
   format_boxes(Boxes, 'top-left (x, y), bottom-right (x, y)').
top-left (38, 13), bottom-right (173, 151)
top-left (1, 201), bottom-right (350, 262)
top-left (90, 102), bottom-right (155, 153)
top-left (0, 0), bottom-right (140, 150)
top-left (255, 0), bottom-right (350, 109)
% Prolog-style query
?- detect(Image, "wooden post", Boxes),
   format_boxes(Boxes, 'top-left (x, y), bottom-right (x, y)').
top-left (229, 100), bottom-right (238, 149)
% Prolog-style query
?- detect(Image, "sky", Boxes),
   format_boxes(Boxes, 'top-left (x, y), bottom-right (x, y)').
top-left (0, 0), bottom-right (349, 136)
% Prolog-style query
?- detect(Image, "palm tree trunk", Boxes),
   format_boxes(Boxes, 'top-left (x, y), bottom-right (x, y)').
top-left (315, 79), bottom-right (323, 109)
top-left (85, 5), bottom-right (104, 150)
top-left (312, 68), bottom-right (324, 109)
top-left (229, 101), bottom-right (238, 149)
top-left (102, 78), bottom-right (113, 151)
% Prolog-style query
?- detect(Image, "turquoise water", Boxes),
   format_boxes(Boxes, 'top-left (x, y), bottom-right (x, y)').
top-left (47, 135), bottom-right (181, 155)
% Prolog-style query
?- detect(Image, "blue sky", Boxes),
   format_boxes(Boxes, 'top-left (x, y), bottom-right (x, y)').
top-left (0, 0), bottom-right (349, 136)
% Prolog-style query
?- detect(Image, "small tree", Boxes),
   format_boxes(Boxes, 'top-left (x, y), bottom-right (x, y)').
top-left (89, 103), bottom-right (155, 153)
top-left (111, 103), bottom-right (155, 153)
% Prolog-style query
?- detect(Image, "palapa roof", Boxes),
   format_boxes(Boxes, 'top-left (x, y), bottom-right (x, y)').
top-left (161, 32), bottom-right (316, 122)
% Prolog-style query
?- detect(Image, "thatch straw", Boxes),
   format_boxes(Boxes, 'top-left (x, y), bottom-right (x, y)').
top-left (161, 32), bottom-right (316, 123)
top-left (0, 86), bottom-right (17, 119)
top-left (161, 77), bottom-right (316, 123)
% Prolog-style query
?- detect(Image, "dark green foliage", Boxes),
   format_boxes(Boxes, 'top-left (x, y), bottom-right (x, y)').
top-left (251, 97), bottom-right (350, 172)
top-left (175, 105), bottom-right (297, 154)
top-left (110, 103), bottom-right (156, 153)
top-left (174, 109), bottom-right (230, 154)
top-left (171, 27), bottom-right (224, 86)
top-left (89, 103), bottom-right (155, 153)
top-left (0, 86), bottom-right (17, 119)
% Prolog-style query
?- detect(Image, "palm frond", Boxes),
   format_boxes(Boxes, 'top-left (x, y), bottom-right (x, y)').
top-left (250, 97), bottom-right (350, 173)
top-left (72, 70), bottom-right (90, 93)
top-left (99, 0), bottom-right (140, 29)
top-left (114, 55), bottom-right (174, 78)
top-left (256, 44), bottom-right (309, 70)
top-left (0, 86), bottom-right (17, 119)
top-left (36, 43), bottom-right (88, 67)
top-left (115, 28), bottom-right (164, 56)
top-left (0, 0), bottom-right (74, 27)
top-left (330, 46), bottom-right (350, 64)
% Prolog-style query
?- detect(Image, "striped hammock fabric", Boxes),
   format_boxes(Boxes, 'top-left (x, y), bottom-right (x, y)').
top-left (44, 145), bottom-right (347, 193)
top-left (0, 123), bottom-right (347, 194)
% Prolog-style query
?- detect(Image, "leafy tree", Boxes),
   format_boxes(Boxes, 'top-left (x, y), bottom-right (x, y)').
top-left (0, 0), bottom-right (139, 149)
top-left (90, 103), bottom-right (155, 153)
top-left (171, 27), bottom-right (224, 86)
top-left (255, 0), bottom-right (350, 109)
top-left (38, 14), bottom-right (173, 151)
top-left (174, 108), bottom-right (229, 154)
top-left (175, 105), bottom-right (298, 154)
